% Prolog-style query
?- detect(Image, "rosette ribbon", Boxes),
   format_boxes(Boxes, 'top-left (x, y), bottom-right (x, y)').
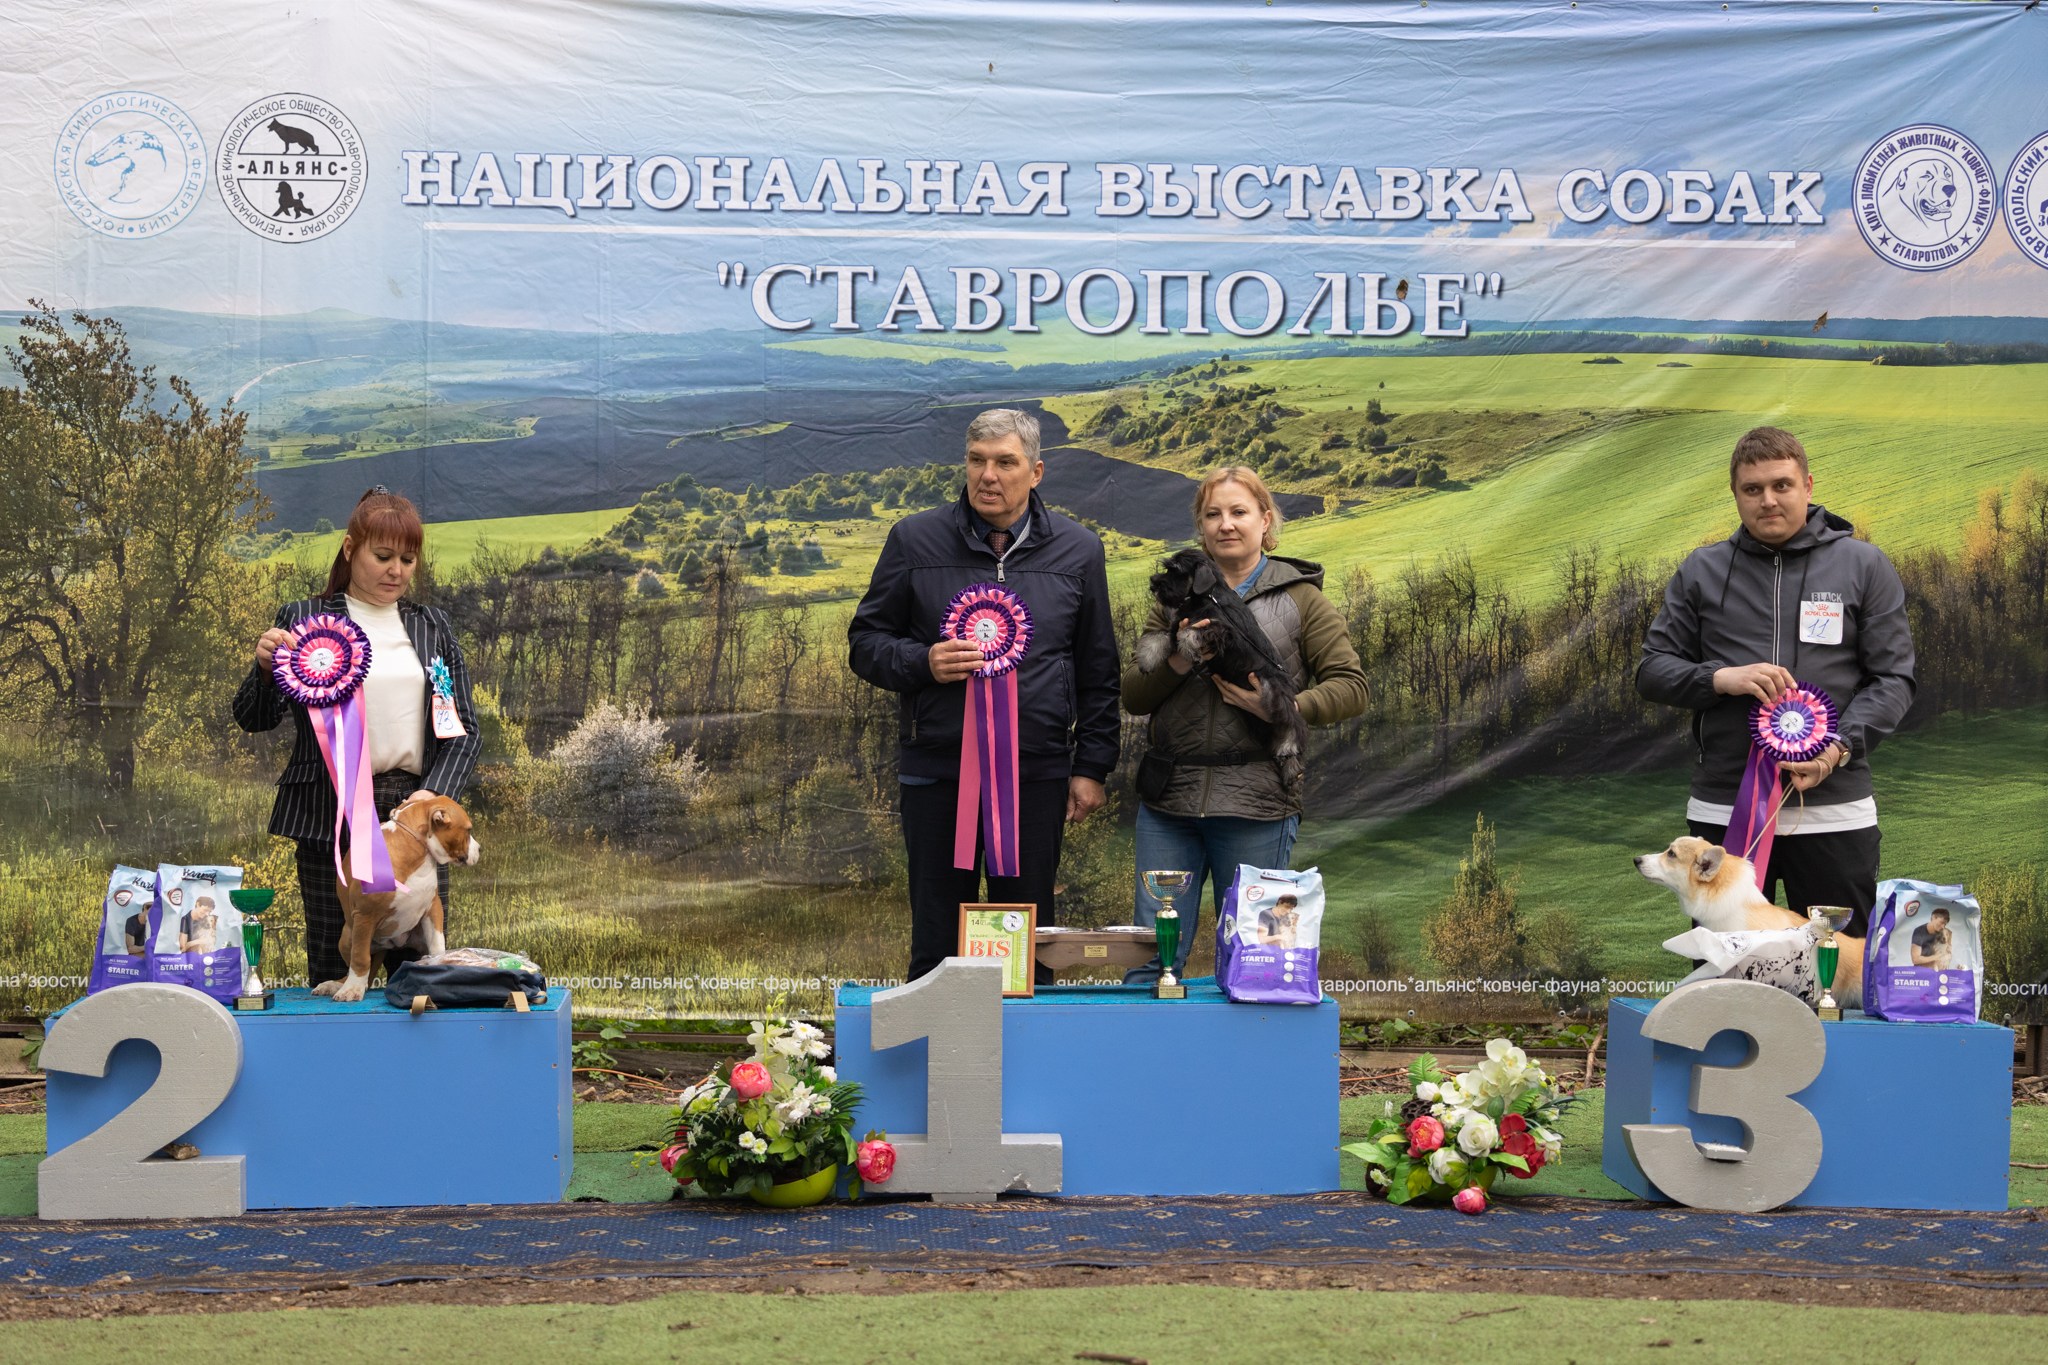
top-left (942, 585), bottom-right (1033, 877)
top-left (1726, 682), bottom-right (1841, 889)
top-left (272, 614), bottom-right (397, 894)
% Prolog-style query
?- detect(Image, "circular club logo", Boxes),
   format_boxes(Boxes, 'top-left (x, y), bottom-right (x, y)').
top-left (1853, 125), bottom-right (1995, 271)
top-left (53, 91), bottom-right (207, 238)
top-left (216, 93), bottom-right (366, 242)
top-left (2003, 131), bottom-right (2048, 270)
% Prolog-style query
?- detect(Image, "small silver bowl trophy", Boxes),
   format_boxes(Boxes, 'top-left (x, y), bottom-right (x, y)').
top-left (1141, 870), bottom-right (1193, 1001)
top-left (229, 887), bottom-right (275, 1010)
top-left (1807, 904), bottom-right (1853, 1021)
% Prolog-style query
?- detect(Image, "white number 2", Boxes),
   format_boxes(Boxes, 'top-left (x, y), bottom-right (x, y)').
top-left (39, 984), bottom-right (246, 1220)
top-left (1623, 979), bottom-right (1825, 1213)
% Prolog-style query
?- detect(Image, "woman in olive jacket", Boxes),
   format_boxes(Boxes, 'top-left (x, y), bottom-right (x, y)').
top-left (1121, 466), bottom-right (1368, 982)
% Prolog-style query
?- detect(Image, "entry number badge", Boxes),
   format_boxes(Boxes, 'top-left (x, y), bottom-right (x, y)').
top-left (428, 654), bottom-right (466, 738)
top-left (1799, 600), bottom-right (1843, 646)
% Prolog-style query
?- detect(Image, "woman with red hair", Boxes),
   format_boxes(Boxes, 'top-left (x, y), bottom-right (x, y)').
top-left (233, 487), bottom-right (479, 993)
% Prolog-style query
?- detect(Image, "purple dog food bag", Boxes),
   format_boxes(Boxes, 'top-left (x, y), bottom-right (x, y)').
top-left (1216, 864), bottom-right (1323, 1005)
top-left (149, 863), bottom-right (245, 1003)
top-left (1865, 878), bottom-right (1982, 1023)
top-left (88, 865), bottom-right (160, 994)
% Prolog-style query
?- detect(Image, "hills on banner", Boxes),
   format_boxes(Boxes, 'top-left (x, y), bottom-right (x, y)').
top-left (24, 304), bottom-right (2044, 549)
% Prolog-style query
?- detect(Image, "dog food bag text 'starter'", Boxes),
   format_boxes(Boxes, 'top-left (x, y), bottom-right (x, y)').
top-left (149, 863), bottom-right (245, 1004)
top-left (88, 865), bottom-right (160, 995)
top-left (1865, 879), bottom-right (1983, 1024)
top-left (1216, 865), bottom-right (1324, 1006)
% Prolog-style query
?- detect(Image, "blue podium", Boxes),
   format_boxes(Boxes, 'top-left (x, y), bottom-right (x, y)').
top-left (835, 979), bottom-right (1340, 1196)
top-left (45, 988), bottom-right (573, 1210)
top-left (1603, 995), bottom-right (2011, 1212)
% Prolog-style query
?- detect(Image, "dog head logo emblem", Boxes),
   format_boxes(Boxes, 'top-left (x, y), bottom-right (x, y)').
top-left (2000, 130), bottom-right (2048, 272)
top-left (54, 91), bottom-right (207, 238)
top-left (1854, 125), bottom-right (1994, 271)
top-left (215, 94), bottom-right (367, 243)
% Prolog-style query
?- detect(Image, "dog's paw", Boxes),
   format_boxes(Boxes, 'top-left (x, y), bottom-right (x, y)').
top-left (311, 979), bottom-right (339, 997)
top-left (1135, 632), bottom-right (1170, 674)
top-left (330, 975), bottom-right (370, 1004)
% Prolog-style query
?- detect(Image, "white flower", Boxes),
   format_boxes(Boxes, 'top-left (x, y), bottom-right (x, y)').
top-left (747, 1019), bottom-right (785, 1053)
top-left (1427, 1148), bottom-right (1465, 1185)
top-left (774, 1083), bottom-right (819, 1125)
top-left (1437, 1076), bottom-right (1467, 1107)
top-left (1368, 1169), bottom-right (1390, 1188)
top-left (1414, 1081), bottom-right (1440, 1103)
top-left (790, 1021), bottom-right (831, 1059)
top-left (814, 1098), bottom-right (831, 1114)
top-left (1439, 1105), bottom-right (1470, 1131)
top-left (1457, 1113), bottom-right (1499, 1158)
top-left (817, 1065), bottom-right (838, 1084)
top-left (737, 1130), bottom-right (767, 1156)
top-left (1536, 1127), bottom-right (1563, 1161)
top-left (1539, 1106), bottom-right (1561, 1125)
top-left (770, 1035), bottom-right (805, 1058)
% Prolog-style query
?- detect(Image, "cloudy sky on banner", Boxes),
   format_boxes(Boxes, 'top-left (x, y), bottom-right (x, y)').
top-left (3, 0), bottom-right (2044, 329)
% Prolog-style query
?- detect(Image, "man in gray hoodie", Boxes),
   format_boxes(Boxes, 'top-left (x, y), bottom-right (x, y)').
top-left (1637, 427), bottom-right (1916, 935)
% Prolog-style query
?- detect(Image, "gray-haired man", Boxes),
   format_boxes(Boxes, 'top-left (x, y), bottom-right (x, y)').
top-left (849, 409), bottom-right (1121, 981)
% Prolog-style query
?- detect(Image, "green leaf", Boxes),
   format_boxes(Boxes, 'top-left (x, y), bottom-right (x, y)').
top-left (1406, 1166), bottom-right (1434, 1200)
top-left (1406, 1053), bottom-right (1441, 1085)
top-left (1340, 1141), bottom-right (1393, 1168)
top-left (1493, 1153), bottom-right (1530, 1172)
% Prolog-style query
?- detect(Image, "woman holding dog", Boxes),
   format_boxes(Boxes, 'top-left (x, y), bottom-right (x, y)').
top-left (1121, 467), bottom-right (1368, 984)
top-left (233, 487), bottom-right (480, 992)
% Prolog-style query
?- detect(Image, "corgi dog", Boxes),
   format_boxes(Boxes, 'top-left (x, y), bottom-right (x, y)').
top-left (1633, 835), bottom-right (1862, 1011)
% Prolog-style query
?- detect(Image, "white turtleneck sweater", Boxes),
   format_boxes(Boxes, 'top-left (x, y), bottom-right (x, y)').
top-left (344, 594), bottom-right (427, 778)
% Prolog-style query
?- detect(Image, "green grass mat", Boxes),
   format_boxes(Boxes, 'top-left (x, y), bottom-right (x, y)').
top-left (5, 1093), bottom-right (2038, 1220)
top-left (2, 1284), bottom-right (2042, 1363)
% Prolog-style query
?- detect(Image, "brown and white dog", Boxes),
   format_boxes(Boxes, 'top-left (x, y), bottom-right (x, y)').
top-left (318, 795), bottom-right (482, 1003)
top-left (1633, 835), bottom-right (1863, 1010)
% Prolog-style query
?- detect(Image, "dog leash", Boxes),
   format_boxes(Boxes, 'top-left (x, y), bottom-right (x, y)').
top-left (1737, 772), bottom-right (1807, 866)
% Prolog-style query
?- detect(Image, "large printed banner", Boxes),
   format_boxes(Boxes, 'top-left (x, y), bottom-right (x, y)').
top-left (3, 1), bottom-right (2046, 1021)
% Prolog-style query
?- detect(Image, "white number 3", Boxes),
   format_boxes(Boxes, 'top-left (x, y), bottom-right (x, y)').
top-left (1623, 979), bottom-right (1825, 1213)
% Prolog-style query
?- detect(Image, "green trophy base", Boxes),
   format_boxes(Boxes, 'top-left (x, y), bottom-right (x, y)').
top-left (1153, 982), bottom-right (1187, 1001)
top-left (235, 992), bottom-right (275, 1012)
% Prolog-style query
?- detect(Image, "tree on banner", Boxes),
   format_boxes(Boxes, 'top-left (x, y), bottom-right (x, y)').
top-left (0, 306), bottom-right (263, 788)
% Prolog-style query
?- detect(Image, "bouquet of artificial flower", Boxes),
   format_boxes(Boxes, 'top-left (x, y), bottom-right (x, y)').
top-left (1342, 1039), bottom-right (1568, 1215)
top-left (654, 1017), bottom-right (888, 1199)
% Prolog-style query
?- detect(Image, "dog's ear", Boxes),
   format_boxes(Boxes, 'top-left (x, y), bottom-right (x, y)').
top-left (1188, 559), bottom-right (1219, 595)
top-left (431, 804), bottom-right (449, 826)
top-left (1693, 844), bottom-right (1724, 883)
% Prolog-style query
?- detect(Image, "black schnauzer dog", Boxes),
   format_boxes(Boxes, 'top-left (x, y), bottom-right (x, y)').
top-left (1135, 548), bottom-right (1307, 764)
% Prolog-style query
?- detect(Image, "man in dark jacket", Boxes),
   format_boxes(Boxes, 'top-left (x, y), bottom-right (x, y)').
top-left (849, 408), bottom-right (1121, 982)
top-left (1637, 426), bottom-right (1916, 934)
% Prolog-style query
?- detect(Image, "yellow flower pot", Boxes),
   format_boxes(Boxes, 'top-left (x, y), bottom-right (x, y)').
top-left (749, 1163), bottom-right (839, 1208)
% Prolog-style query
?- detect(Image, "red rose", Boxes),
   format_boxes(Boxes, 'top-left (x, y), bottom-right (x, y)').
top-left (856, 1138), bottom-right (897, 1184)
top-left (1406, 1115), bottom-right (1445, 1156)
top-left (1501, 1130), bottom-right (1545, 1177)
top-left (1500, 1113), bottom-right (1528, 1137)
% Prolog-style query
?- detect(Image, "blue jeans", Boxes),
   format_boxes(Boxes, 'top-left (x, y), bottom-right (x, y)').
top-left (1125, 803), bottom-right (1300, 984)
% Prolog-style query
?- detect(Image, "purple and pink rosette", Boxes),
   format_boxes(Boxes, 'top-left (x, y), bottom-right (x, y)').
top-left (941, 585), bottom-right (1033, 878)
top-left (272, 614), bottom-right (396, 894)
top-left (1726, 682), bottom-right (1841, 889)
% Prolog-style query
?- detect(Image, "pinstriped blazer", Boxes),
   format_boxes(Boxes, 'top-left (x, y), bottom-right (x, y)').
top-left (233, 593), bottom-right (482, 843)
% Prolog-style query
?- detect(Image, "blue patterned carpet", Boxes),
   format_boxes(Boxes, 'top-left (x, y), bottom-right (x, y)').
top-left (5, 1194), bottom-right (2046, 1297)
